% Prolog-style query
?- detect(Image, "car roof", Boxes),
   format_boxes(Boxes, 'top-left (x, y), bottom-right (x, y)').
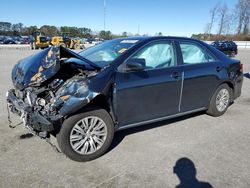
top-left (117, 36), bottom-right (195, 41)
top-left (115, 36), bottom-right (204, 45)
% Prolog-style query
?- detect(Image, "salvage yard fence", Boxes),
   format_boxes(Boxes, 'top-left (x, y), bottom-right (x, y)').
top-left (0, 44), bottom-right (94, 50)
top-left (0, 41), bottom-right (250, 50)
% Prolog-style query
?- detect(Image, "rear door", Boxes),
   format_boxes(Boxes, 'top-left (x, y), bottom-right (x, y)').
top-left (177, 41), bottom-right (221, 112)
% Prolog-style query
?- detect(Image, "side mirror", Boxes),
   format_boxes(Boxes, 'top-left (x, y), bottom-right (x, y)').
top-left (125, 58), bottom-right (145, 72)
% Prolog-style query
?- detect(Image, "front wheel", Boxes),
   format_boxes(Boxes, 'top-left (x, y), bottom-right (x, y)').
top-left (57, 109), bottom-right (114, 162)
top-left (73, 43), bottom-right (80, 49)
top-left (206, 84), bottom-right (232, 117)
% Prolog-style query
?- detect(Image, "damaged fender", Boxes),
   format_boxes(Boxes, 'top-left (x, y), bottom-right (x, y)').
top-left (54, 77), bottom-right (99, 116)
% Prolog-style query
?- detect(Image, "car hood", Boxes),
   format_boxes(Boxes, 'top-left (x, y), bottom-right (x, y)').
top-left (11, 46), bottom-right (101, 90)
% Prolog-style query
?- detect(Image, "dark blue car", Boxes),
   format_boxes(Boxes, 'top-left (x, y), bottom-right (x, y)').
top-left (211, 41), bottom-right (238, 57)
top-left (7, 36), bottom-right (243, 161)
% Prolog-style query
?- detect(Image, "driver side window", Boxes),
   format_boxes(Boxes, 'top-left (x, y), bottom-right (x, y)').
top-left (130, 41), bottom-right (175, 69)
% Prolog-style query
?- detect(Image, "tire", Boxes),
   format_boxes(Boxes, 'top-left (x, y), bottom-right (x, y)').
top-left (73, 43), bottom-right (80, 49)
top-left (80, 44), bottom-right (85, 50)
top-left (206, 84), bottom-right (232, 117)
top-left (31, 43), bottom-right (34, 50)
top-left (231, 51), bottom-right (236, 57)
top-left (59, 43), bottom-right (66, 48)
top-left (56, 109), bottom-right (114, 162)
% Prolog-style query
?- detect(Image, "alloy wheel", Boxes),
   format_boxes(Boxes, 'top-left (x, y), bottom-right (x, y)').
top-left (69, 116), bottom-right (107, 155)
top-left (216, 88), bottom-right (230, 112)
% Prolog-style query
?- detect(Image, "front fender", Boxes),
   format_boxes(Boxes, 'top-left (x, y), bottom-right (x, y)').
top-left (54, 77), bottom-right (99, 116)
top-left (58, 90), bottom-right (98, 116)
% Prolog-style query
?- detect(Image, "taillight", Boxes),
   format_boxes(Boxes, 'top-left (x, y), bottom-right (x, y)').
top-left (240, 63), bottom-right (243, 72)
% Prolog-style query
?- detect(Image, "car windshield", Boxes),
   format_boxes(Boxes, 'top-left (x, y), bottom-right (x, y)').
top-left (79, 39), bottom-right (140, 67)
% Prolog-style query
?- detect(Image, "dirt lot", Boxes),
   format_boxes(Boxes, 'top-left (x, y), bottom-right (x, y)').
top-left (0, 48), bottom-right (249, 188)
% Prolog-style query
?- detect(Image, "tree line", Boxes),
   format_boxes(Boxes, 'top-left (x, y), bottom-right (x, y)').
top-left (0, 22), bottom-right (121, 40)
top-left (0, 20), bottom-right (163, 40)
top-left (193, 0), bottom-right (250, 41)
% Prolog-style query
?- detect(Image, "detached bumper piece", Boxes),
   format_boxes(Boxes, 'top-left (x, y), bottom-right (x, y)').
top-left (6, 89), bottom-right (56, 138)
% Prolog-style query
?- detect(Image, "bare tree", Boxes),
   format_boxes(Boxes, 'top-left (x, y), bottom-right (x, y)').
top-left (225, 13), bottom-right (235, 34)
top-left (236, 0), bottom-right (250, 34)
top-left (217, 3), bottom-right (228, 35)
top-left (207, 3), bottom-right (220, 37)
top-left (204, 23), bottom-right (210, 34)
top-left (236, 0), bottom-right (246, 33)
top-left (242, 0), bottom-right (250, 34)
top-left (204, 0), bottom-right (250, 38)
top-left (243, 16), bottom-right (249, 34)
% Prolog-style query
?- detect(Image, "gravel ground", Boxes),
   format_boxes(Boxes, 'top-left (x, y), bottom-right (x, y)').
top-left (0, 48), bottom-right (249, 188)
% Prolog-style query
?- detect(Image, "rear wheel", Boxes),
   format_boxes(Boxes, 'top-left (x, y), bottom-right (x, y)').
top-left (56, 109), bottom-right (114, 162)
top-left (231, 51), bottom-right (236, 57)
top-left (59, 43), bottom-right (66, 48)
top-left (80, 44), bottom-right (85, 49)
top-left (207, 84), bottom-right (232, 117)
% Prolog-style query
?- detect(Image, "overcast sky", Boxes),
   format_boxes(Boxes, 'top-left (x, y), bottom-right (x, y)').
top-left (1, 0), bottom-right (238, 36)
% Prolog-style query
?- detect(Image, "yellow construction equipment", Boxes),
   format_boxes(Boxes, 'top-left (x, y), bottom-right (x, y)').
top-left (31, 31), bottom-right (49, 50)
top-left (50, 33), bottom-right (81, 49)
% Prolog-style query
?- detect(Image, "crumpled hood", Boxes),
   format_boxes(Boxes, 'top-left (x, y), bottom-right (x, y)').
top-left (11, 46), bottom-right (101, 90)
top-left (12, 46), bottom-right (61, 90)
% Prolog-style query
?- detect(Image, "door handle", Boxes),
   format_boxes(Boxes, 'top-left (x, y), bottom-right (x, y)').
top-left (171, 72), bottom-right (181, 79)
top-left (216, 66), bottom-right (223, 72)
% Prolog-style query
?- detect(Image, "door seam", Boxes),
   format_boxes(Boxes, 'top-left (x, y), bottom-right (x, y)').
top-left (178, 72), bottom-right (185, 112)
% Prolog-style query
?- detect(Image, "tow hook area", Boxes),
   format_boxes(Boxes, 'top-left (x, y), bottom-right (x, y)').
top-left (46, 138), bottom-right (62, 153)
top-left (7, 103), bottom-right (62, 154)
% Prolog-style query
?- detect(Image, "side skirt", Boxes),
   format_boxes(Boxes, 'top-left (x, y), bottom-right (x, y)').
top-left (116, 107), bottom-right (206, 131)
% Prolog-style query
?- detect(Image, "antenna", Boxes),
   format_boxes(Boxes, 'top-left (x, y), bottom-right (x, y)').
top-left (104, 0), bottom-right (106, 31)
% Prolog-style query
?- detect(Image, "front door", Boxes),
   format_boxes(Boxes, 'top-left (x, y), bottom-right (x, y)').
top-left (114, 40), bottom-right (182, 126)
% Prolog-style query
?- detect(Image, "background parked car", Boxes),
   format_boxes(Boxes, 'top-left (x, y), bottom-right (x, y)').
top-left (0, 36), bottom-right (6, 44)
top-left (20, 36), bottom-right (31, 44)
top-left (3, 37), bottom-right (17, 44)
top-left (211, 41), bottom-right (238, 57)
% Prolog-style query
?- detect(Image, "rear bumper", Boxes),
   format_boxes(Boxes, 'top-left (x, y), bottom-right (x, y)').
top-left (6, 89), bottom-right (55, 133)
top-left (234, 74), bottom-right (243, 100)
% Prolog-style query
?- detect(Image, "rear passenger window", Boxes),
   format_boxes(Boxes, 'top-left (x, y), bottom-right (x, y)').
top-left (180, 42), bottom-right (214, 64)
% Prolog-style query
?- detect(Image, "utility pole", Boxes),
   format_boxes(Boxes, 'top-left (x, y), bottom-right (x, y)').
top-left (104, 0), bottom-right (106, 31)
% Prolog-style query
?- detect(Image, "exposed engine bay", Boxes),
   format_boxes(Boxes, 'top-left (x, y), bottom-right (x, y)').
top-left (7, 46), bottom-right (100, 138)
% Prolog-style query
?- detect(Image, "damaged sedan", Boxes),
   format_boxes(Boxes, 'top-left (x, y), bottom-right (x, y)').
top-left (7, 36), bottom-right (243, 161)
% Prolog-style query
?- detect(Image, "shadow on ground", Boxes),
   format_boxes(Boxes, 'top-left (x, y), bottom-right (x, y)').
top-left (108, 111), bottom-right (204, 152)
top-left (173, 157), bottom-right (213, 188)
top-left (19, 133), bottom-right (34, 139)
top-left (244, 73), bottom-right (250, 79)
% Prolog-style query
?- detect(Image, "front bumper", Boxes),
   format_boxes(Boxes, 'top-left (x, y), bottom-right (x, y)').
top-left (6, 89), bottom-right (55, 133)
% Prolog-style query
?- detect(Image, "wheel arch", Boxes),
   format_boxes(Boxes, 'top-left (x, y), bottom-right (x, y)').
top-left (223, 81), bottom-right (234, 90)
top-left (67, 94), bottom-right (116, 123)
top-left (208, 81), bottom-right (234, 107)
top-left (221, 81), bottom-right (234, 101)
top-left (84, 94), bottom-right (111, 112)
